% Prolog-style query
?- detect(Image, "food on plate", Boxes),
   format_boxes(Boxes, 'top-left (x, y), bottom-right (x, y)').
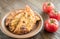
top-left (48, 9), bottom-right (60, 21)
top-left (5, 5), bottom-right (41, 34)
top-left (44, 18), bottom-right (59, 32)
top-left (42, 2), bottom-right (55, 13)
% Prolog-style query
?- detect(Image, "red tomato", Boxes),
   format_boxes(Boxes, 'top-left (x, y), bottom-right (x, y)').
top-left (44, 18), bottom-right (59, 32)
top-left (43, 2), bottom-right (55, 13)
top-left (48, 10), bottom-right (60, 21)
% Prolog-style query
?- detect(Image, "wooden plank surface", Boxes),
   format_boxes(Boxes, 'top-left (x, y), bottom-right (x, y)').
top-left (0, 0), bottom-right (60, 39)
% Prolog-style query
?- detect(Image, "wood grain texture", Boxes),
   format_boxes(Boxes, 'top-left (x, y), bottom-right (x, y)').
top-left (0, 0), bottom-right (60, 39)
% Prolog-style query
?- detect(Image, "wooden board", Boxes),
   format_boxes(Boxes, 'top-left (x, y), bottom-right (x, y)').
top-left (0, 0), bottom-right (60, 39)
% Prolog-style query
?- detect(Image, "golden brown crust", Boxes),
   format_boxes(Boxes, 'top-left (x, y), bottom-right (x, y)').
top-left (5, 5), bottom-right (40, 35)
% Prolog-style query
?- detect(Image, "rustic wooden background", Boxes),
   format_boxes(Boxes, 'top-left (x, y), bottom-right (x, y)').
top-left (0, 0), bottom-right (60, 39)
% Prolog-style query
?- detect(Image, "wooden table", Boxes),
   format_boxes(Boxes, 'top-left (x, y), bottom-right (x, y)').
top-left (0, 0), bottom-right (60, 39)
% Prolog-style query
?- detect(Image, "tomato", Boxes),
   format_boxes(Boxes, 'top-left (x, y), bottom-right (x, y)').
top-left (48, 10), bottom-right (60, 21)
top-left (44, 18), bottom-right (59, 32)
top-left (43, 2), bottom-right (55, 13)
